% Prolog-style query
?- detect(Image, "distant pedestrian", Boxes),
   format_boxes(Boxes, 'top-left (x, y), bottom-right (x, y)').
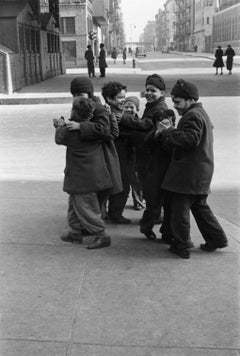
top-left (158, 79), bottom-right (228, 259)
top-left (98, 43), bottom-right (108, 77)
top-left (224, 45), bottom-right (235, 74)
top-left (213, 45), bottom-right (224, 75)
top-left (194, 45), bottom-right (198, 52)
top-left (84, 45), bottom-right (95, 78)
top-left (111, 47), bottom-right (118, 64)
top-left (123, 47), bottom-right (127, 64)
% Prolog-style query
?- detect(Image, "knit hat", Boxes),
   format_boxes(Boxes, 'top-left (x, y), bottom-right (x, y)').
top-left (145, 74), bottom-right (166, 91)
top-left (70, 77), bottom-right (94, 97)
top-left (124, 96), bottom-right (140, 110)
top-left (171, 79), bottom-right (199, 101)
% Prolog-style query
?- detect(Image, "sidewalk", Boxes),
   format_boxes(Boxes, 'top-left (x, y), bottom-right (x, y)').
top-left (0, 93), bottom-right (240, 355)
top-left (170, 50), bottom-right (240, 65)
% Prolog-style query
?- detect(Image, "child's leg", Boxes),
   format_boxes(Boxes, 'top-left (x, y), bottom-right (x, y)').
top-left (72, 192), bottom-right (107, 237)
top-left (68, 194), bottom-right (83, 234)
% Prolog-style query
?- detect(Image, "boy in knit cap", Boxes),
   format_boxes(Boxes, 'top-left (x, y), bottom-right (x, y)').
top-left (53, 76), bottom-right (122, 249)
top-left (120, 74), bottom-right (168, 238)
top-left (157, 79), bottom-right (228, 259)
top-left (54, 95), bottom-right (112, 248)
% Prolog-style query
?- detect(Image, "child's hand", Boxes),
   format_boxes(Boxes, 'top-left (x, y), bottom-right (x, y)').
top-left (155, 119), bottom-right (171, 136)
top-left (66, 120), bottom-right (81, 131)
top-left (104, 103), bottom-right (111, 114)
top-left (53, 116), bottom-right (65, 128)
top-left (53, 119), bottom-right (58, 128)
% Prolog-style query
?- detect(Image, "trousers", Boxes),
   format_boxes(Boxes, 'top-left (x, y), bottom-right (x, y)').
top-left (167, 192), bottom-right (227, 249)
top-left (68, 193), bottom-right (106, 236)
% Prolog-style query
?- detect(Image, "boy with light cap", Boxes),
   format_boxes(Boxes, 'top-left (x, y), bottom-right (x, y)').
top-left (156, 79), bottom-right (228, 259)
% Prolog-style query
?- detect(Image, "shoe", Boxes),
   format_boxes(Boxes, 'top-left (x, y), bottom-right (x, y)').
top-left (200, 241), bottom-right (228, 252)
top-left (159, 234), bottom-right (174, 245)
top-left (143, 230), bottom-right (156, 240)
top-left (220, 72), bottom-right (223, 75)
top-left (85, 235), bottom-right (111, 249)
top-left (81, 229), bottom-right (91, 236)
top-left (187, 241), bottom-right (195, 249)
top-left (169, 246), bottom-right (190, 259)
top-left (61, 232), bottom-right (82, 244)
top-left (108, 216), bottom-right (131, 224)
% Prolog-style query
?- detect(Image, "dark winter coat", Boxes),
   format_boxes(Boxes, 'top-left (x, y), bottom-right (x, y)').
top-left (80, 101), bottom-right (122, 194)
top-left (142, 129), bottom-right (172, 204)
top-left (84, 49), bottom-right (94, 64)
top-left (161, 102), bottom-right (214, 195)
top-left (213, 48), bottom-right (224, 68)
top-left (224, 47), bottom-right (235, 71)
top-left (98, 48), bottom-right (107, 68)
top-left (56, 101), bottom-right (122, 194)
top-left (55, 128), bottom-right (112, 195)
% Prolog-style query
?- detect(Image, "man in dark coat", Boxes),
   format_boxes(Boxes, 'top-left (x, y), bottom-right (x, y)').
top-left (158, 79), bottom-right (228, 259)
top-left (84, 45), bottom-right (95, 77)
top-left (224, 45), bottom-right (235, 74)
top-left (98, 43), bottom-right (107, 77)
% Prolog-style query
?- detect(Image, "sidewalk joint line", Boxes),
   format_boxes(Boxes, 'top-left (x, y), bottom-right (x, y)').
top-left (65, 258), bottom-right (88, 356)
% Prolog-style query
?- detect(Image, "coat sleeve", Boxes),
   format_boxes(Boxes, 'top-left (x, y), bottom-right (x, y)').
top-left (160, 115), bottom-right (204, 150)
top-left (55, 126), bottom-right (69, 146)
top-left (120, 114), bottom-right (154, 131)
top-left (108, 113), bottom-right (119, 139)
top-left (79, 104), bottom-right (111, 141)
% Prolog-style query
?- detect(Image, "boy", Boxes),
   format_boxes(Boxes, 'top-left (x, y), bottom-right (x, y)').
top-left (101, 81), bottom-right (131, 224)
top-left (159, 79), bottom-right (228, 259)
top-left (54, 96), bottom-right (112, 248)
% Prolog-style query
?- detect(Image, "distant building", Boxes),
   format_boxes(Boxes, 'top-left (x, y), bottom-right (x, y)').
top-left (192, 0), bottom-right (215, 53)
top-left (213, 1), bottom-right (240, 53)
top-left (140, 21), bottom-right (156, 51)
top-left (0, 0), bottom-right (63, 94)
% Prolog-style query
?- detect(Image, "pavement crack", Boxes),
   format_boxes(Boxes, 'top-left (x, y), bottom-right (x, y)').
top-left (65, 258), bottom-right (88, 356)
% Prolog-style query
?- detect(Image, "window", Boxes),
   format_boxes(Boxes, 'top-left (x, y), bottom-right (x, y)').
top-left (60, 17), bottom-right (75, 34)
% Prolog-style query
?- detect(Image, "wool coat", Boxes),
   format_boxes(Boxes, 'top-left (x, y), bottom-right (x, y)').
top-left (98, 48), bottom-right (107, 68)
top-left (224, 47), bottom-right (235, 71)
top-left (55, 127), bottom-right (112, 194)
top-left (56, 102), bottom-right (122, 194)
top-left (161, 102), bottom-right (214, 195)
top-left (213, 48), bottom-right (224, 68)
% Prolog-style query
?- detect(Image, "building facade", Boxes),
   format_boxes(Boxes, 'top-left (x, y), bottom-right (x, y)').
top-left (149, 0), bottom-right (240, 54)
top-left (213, 1), bottom-right (240, 53)
top-left (0, 0), bottom-right (63, 94)
top-left (192, 0), bottom-right (215, 52)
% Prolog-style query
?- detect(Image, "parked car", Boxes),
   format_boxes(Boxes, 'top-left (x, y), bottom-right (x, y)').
top-left (135, 47), bottom-right (146, 57)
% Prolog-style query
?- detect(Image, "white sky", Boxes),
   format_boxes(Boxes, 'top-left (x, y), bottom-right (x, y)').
top-left (121, 0), bottom-right (165, 42)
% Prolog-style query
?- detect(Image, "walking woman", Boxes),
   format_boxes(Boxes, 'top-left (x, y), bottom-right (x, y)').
top-left (213, 45), bottom-right (224, 75)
